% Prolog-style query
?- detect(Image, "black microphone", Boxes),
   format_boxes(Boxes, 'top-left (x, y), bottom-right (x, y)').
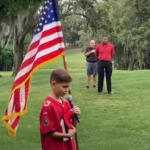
top-left (67, 95), bottom-right (81, 123)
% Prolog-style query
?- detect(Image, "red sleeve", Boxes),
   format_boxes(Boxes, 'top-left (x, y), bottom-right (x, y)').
top-left (40, 105), bottom-right (56, 136)
top-left (111, 45), bottom-right (115, 56)
top-left (95, 45), bottom-right (99, 57)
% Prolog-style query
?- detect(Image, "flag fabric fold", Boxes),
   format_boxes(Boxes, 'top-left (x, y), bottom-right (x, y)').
top-left (2, 0), bottom-right (65, 137)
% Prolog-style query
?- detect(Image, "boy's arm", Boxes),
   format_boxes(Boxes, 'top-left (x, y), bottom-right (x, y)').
top-left (49, 132), bottom-right (70, 138)
top-left (48, 126), bottom-right (76, 138)
top-left (40, 105), bottom-right (75, 139)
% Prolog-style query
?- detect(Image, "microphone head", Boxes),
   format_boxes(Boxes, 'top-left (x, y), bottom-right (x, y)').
top-left (67, 95), bottom-right (72, 101)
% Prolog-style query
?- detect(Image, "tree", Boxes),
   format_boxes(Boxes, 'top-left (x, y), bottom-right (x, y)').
top-left (0, 0), bottom-right (42, 76)
top-left (0, 0), bottom-right (99, 75)
top-left (0, 46), bottom-right (13, 71)
top-left (107, 0), bottom-right (150, 70)
top-left (78, 0), bottom-right (150, 70)
top-left (62, 16), bottom-right (84, 46)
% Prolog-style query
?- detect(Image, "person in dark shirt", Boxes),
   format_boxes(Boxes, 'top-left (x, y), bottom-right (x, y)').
top-left (84, 40), bottom-right (98, 88)
top-left (95, 36), bottom-right (115, 94)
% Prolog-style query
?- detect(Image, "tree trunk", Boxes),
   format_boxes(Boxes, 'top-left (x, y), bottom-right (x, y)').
top-left (12, 38), bottom-right (24, 76)
top-left (12, 25), bottom-right (25, 76)
top-left (142, 64), bottom-right (145, 70)
top-left (11, 9), bottom-right (38, 76)
top-left (145, 62), bottom-right (150, 69)
top-left (128, 59), bottom-right (136, 70)
top-left (128, 63), bottom-right (134, 70)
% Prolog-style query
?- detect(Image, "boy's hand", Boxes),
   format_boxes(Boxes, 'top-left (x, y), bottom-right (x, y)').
top-left (72, 106), bottom-right (81, 115)
top-left (68, 125), bottom-right (76, 137)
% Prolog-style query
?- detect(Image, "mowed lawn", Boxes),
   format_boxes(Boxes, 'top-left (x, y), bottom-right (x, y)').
top-left (1, 49), bottom-right (150, 150)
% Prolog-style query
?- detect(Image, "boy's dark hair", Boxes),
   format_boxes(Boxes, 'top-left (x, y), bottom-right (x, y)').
top-left (50, 69), bottom-right (72, 83)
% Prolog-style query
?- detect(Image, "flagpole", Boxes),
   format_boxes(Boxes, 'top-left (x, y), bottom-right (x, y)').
top-left (62, 55), bottom-right (68, 70)
top-left (62, 54), bottom-right (79, 150)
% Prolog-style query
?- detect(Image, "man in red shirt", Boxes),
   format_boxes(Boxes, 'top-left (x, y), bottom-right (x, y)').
top-left (95, 36), bottom-right (115, 94)
top-left (40, 69), bottom-right (81, 150)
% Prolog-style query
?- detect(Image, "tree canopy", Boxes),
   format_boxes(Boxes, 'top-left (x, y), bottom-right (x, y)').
top-left (0, 0), bottom-right (150, 74)
top-left (78, 0), bottom-right (150, 70)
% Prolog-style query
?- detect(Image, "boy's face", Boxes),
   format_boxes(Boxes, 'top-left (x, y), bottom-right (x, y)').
top-left (51, 81), bottom-right (71, 97)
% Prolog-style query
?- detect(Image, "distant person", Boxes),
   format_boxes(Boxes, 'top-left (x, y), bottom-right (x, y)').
top-left (40, 69), bottom-right (81, 150)
top-left (84, 40), bottom-right (98, 88)
top-left (95, 36), bottom-right (115, 94)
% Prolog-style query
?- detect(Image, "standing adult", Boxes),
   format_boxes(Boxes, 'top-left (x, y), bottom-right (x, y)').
top-left (84, 40), bottom-right (98, 88)
top-left (95, 36), bottom-right (115, 94)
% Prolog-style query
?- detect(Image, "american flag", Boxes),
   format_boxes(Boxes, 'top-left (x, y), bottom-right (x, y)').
top-left (2, 0), bottom-right (65, 137)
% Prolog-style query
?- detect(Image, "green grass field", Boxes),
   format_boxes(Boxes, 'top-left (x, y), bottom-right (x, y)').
top-left (1, 49), bottom-right (150, 150)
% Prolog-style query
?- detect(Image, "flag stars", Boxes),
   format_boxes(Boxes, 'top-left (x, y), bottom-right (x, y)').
top-left (34, 0), bottom-right (58, 35)
top-left (45, 6), bottom-right (49, 10)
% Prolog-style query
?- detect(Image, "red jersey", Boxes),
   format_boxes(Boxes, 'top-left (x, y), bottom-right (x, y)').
top-left (95, 43), bottom-right (115, 60)
top-left (40, 97), bottom-right (76, 150)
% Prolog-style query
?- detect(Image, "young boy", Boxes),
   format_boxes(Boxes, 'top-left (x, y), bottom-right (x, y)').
top-left (40, 69), bottom-right (81, 150)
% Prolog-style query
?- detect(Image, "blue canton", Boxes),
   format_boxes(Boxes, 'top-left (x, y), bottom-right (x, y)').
top-left (34, 0), bottom-right (60, 35)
